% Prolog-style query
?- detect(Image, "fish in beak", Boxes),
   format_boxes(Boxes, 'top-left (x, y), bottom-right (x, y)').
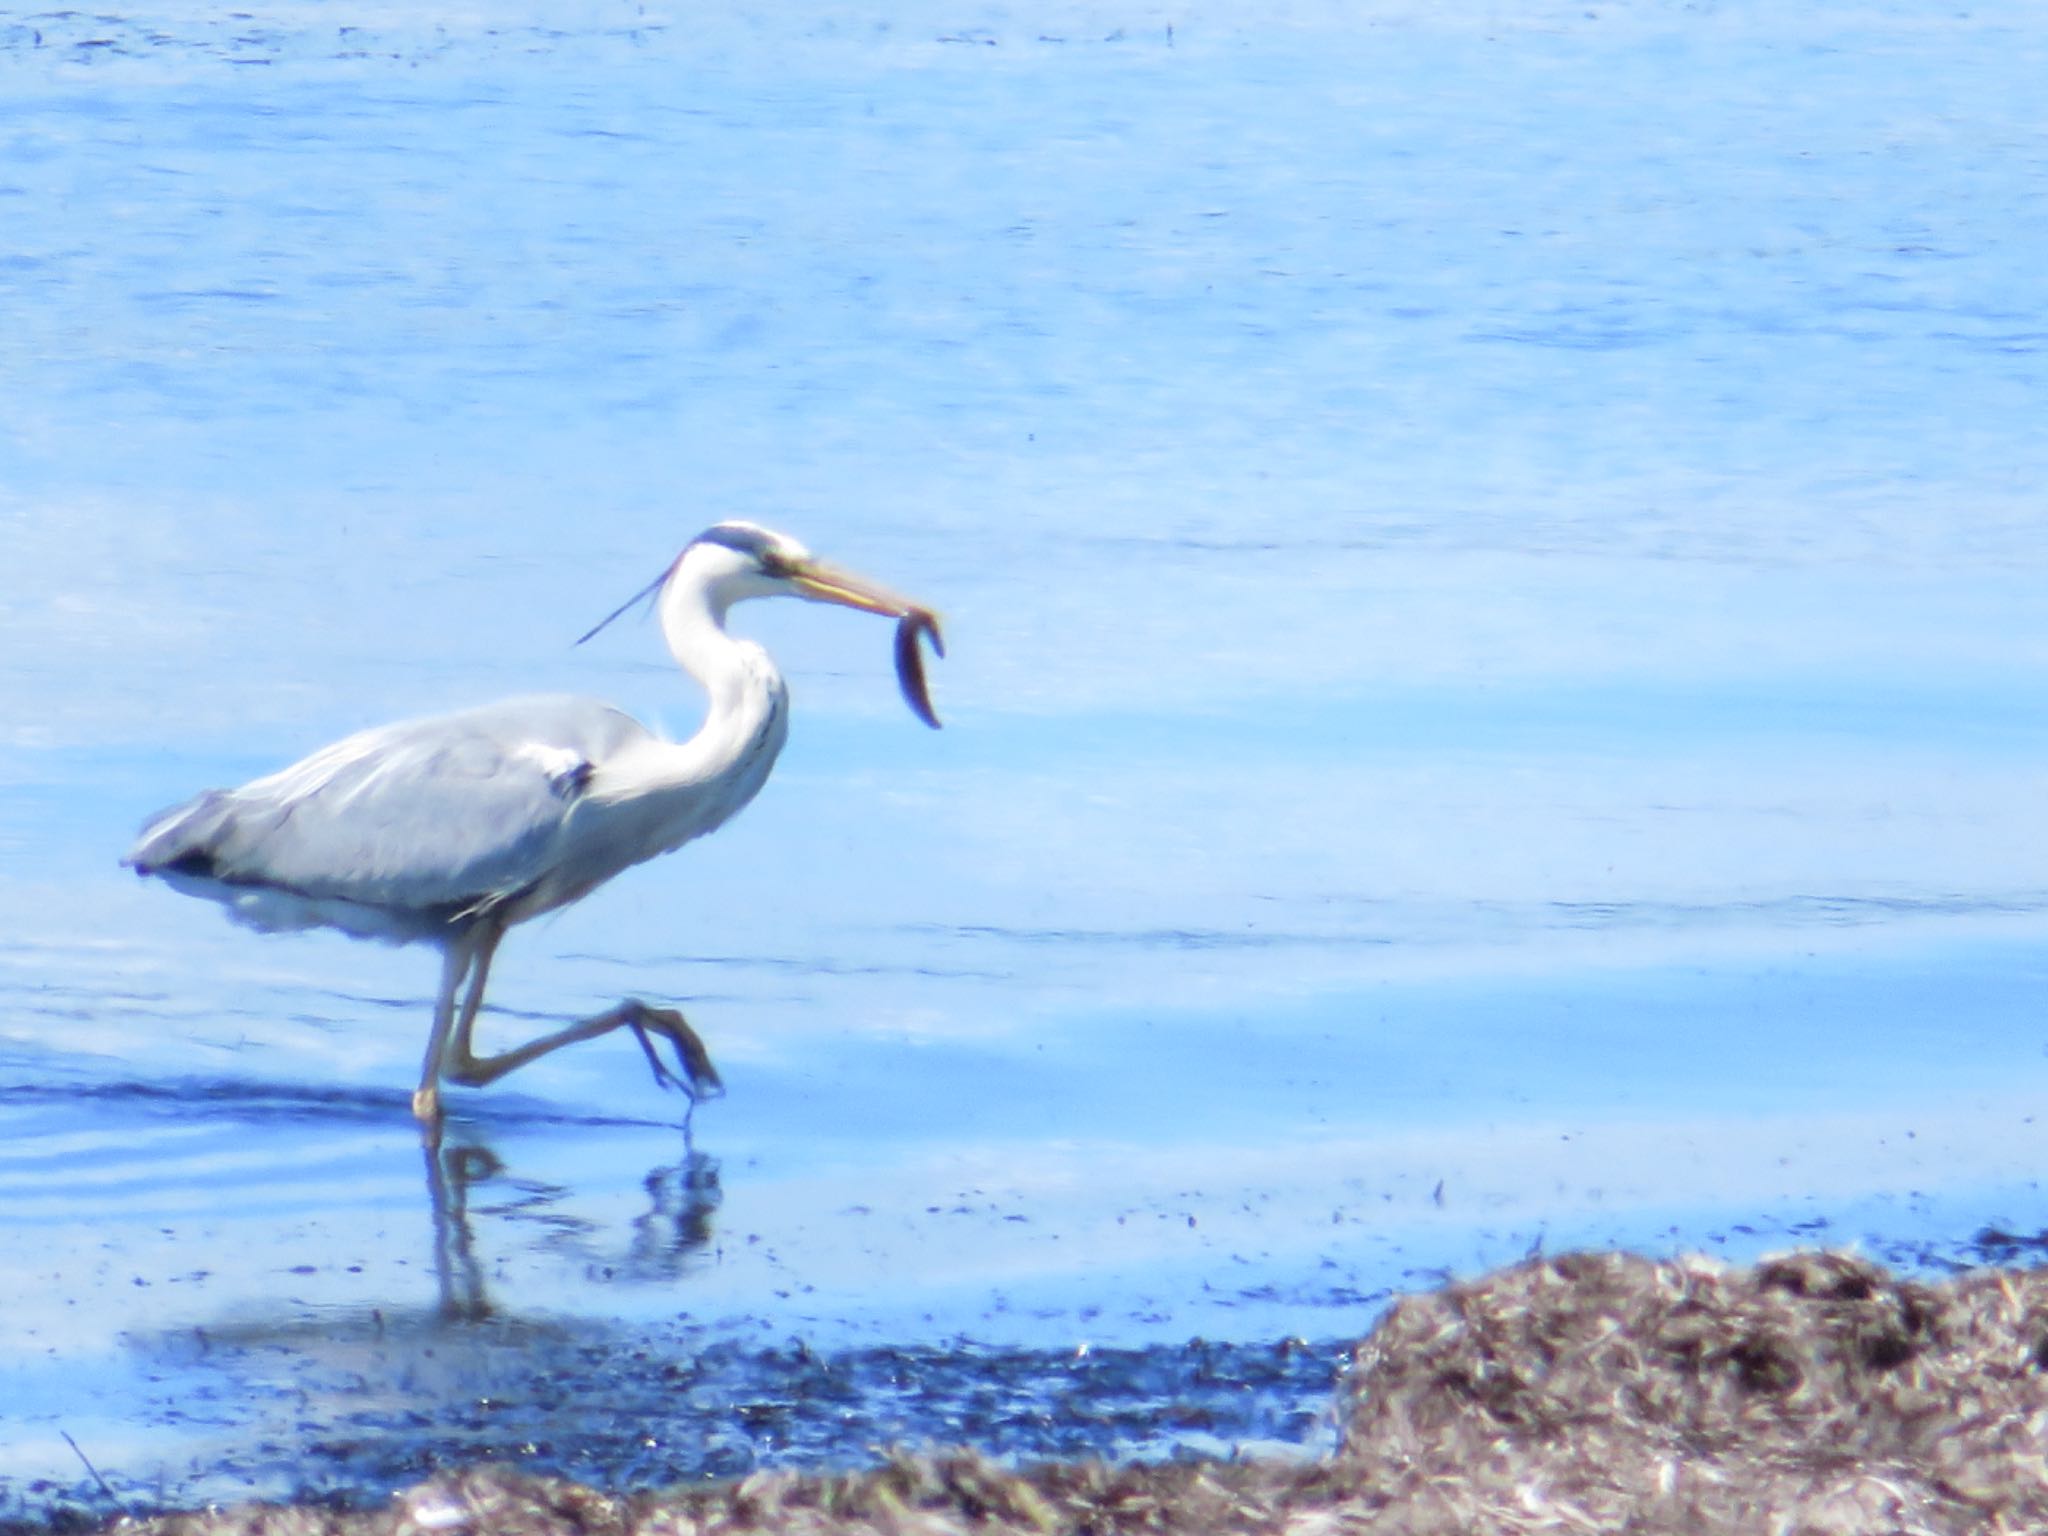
top-left (786, 558), bottom-right (946, 729)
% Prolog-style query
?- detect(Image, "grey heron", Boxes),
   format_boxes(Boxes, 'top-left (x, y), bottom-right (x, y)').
top-left (125, 522), bottom-right (943, 1129)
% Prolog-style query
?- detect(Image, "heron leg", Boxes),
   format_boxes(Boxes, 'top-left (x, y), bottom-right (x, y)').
top-left (441, 998), bottom-right (725, 1102)
top-left (440, 919), bottom-right (507, 1085)
top-left (413, 942), bottom-right (477, 1127)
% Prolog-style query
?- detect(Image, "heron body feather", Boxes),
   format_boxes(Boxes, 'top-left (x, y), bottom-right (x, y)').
top-left (124, 687), bottom-right (783, 941)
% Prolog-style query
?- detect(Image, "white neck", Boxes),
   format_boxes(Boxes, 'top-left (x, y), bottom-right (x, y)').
top-left (590, 576), bottom-right (790, 841)
top-left (660, 573), bottom-right (767, 716)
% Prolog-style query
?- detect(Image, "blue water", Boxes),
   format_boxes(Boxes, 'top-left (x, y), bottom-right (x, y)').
top-left (5, 0), bottom-right (2048, 1517)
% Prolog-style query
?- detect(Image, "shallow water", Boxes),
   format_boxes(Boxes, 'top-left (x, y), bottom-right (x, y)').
top-left (5, 0), bottom-right (2048, 1521)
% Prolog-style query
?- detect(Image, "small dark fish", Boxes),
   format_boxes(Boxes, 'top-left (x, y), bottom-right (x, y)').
top-left (895, 608), bottom-right (946, 729)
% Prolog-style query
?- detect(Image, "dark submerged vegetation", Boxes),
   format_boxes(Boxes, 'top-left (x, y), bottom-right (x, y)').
top-left (107, 1249), bottom-right (2048, 1535)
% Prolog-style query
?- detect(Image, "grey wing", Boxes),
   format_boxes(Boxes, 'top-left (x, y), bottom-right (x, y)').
top-left (126, 696), bottom-right (654, 913)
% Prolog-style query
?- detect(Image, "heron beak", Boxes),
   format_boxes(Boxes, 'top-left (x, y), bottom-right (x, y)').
top-left (786, 558), bottom-right (925, 620)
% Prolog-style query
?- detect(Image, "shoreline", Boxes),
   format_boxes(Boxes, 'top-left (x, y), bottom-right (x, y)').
top-left (81, 1246), bottom-right (2048, 1536)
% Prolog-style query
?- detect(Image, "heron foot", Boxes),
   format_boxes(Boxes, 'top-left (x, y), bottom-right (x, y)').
top-left (623, 1001), bottom-right (726, 1101)
top-left (413, 1083), bottom-right (443, 1126)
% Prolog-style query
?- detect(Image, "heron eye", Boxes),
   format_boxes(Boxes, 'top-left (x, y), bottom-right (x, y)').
top-left (759, 549), bottom-right (796, 578)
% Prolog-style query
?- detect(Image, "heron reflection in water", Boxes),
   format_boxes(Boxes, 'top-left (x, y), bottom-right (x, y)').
top-left (425, 1129), bottom-right (724, 1322)
top-left (126, 523), bottom-right (945, 1132)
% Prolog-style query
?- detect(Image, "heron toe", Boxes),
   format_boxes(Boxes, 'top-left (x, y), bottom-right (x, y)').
top-left (625, 1001), bottom-right (725, 1100)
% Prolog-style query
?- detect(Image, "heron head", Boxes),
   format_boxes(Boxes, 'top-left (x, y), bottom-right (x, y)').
top-left (578, 521), bottom-right (934, 641)
top-left (684, 521), bottom-right (927, 620)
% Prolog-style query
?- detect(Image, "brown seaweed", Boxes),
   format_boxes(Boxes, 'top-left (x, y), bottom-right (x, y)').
top-left (895, 607), bottom-right (945, 728)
